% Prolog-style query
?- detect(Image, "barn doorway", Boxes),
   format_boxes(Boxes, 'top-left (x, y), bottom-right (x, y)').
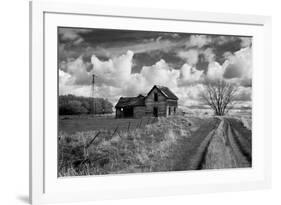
top-left (153, 107), bottom-right (158, 117)
top-left (123, 107), bottom-right (134, 118)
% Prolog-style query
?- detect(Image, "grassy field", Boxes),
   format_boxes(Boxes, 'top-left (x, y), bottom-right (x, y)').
top-left (58, 114), bottom-right (252, 177)
top-left (58, 115), bottom-right (209, 176)
top-left (59, 115), bottom-right (157, 134)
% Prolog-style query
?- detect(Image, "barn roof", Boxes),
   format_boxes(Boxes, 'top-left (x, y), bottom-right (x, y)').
top-left (149, 85), bottom-right (178, 100)
top-left (115, 95), bottom-right (145, 108)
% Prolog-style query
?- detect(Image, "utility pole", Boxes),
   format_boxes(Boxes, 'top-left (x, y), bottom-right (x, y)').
top-left (91, 74), bottom-right (96, 115)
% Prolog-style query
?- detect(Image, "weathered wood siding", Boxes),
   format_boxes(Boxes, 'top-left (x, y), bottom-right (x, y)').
top-left (166, 99), bottom-right (177, 116)
top-left (166, 99), bottom-right (178, 107)
top-left (166, 105), bottom-right (177, 116)
top-left (133, 106), bottom-right (146, 118)
top-left (145, 87), bottom-right (167, 117)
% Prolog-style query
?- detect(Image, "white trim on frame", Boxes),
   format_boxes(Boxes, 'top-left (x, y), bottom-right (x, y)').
top-left (30, 1), bottom-right (272, 204)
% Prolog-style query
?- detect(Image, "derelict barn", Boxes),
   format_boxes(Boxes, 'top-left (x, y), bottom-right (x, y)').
top-left (115, 85), bottom-right (178, 118)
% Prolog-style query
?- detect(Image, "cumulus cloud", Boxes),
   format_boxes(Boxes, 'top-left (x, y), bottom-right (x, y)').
top-left (177, 47), bottom-right (216, 73)
top-left (207, 61), bottom-right (225, 80)
top-left (177, 49), bottom-right (199, 65)
top-left (205, 46), bottom-right (252, 84)
top-left (223, 47), bottom-right (252, 80)
top-left (60, 57), bottom-right (93, 85)
top-left (179, 64), bottom-right (203, 85)
top-left (59, 69), bottom-right (91, 96)
top-left (187, 35), bottom-right (212, 48)
top-left (174, 84), bottom-right (205, 107)
top-left (121, 59), bottom-right (180, 97)
top-left (58, 27), bottom-right (253, 110)
top-left (59, 70), bottom-right (72, 86)
top-left (203, 48), bottom-right (216, 62)
top-left (60, 51), bottom-right (181, 103)
top-left (140, 60), bottom-right (179, 87)
top-left (176, 43), bottom-right (252, 83)
top-left (91, 51), bottom-right (178, 98)
top-left (91, 50), bottom-right (134, 87)
top-left (59, 45), bottom-right (252, 108)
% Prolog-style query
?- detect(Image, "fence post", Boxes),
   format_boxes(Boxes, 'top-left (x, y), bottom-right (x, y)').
top-left (86, 131), bottom-right (101, 149)
top-left (127, 121), bottom-right (131, 132)
top-left (138, 119), bottom-right (142, 128)
top-left (111, 126), bottom-right (119, 138)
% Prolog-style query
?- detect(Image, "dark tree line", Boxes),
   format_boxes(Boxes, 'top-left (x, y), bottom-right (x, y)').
top-left (59, 95), bottom-right (113, 115)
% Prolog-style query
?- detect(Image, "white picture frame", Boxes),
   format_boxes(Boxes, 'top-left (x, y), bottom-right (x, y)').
top-left (30, 1), bottom-right (272, 204)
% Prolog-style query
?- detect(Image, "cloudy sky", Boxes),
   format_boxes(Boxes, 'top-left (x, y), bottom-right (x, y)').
top-left (58, 27), bottom-right (252, 109)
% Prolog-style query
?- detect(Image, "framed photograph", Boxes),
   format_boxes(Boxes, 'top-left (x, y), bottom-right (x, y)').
top-left (30, 1), bottom-right (272, 204)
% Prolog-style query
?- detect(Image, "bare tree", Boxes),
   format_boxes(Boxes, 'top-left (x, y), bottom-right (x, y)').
top-left (200, 79), bottom-right (238, 116)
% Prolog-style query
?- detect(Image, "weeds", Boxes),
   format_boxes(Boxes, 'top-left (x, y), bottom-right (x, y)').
top-left (58, 116), bottom-right (193, 176)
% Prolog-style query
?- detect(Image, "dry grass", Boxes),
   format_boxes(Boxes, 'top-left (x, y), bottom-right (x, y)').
top-left (58, 116), bottom-right (194, 177)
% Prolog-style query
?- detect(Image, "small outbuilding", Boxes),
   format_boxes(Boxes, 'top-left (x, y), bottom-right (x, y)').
top-left (115, 85), bottom-right (178, 118)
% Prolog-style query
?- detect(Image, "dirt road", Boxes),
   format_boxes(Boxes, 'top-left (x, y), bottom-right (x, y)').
top-left (173, 117), bottom-right (252, 170)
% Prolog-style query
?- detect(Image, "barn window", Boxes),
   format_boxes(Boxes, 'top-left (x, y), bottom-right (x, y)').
top-left (154, 93), bottom-right (158, 101)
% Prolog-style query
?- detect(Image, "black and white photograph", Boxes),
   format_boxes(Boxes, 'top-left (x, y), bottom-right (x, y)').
top-left (58, 27), bottom-right (252, 177)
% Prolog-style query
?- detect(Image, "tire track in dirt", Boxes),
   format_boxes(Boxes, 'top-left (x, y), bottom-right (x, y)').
top-left (225, 118), bottom-right (252, 166)
top-left (195, 118), bottom-right (252, 170)
top-left (172, 118), bottom-right (221, 171)
top-left (195, 118), bottom-right (238, 169)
